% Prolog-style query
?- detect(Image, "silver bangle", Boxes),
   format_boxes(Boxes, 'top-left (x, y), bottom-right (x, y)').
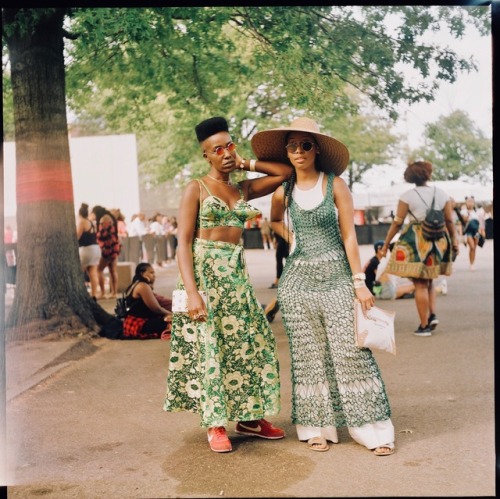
top-left (352, 272), bottom-right (366, 281)
top-left (249, 159), bottom-right (256, 172)
top-left (354, 281), bottom-right (366, 289)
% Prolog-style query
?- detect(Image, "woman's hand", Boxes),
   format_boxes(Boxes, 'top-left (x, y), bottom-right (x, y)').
top-left (233, 151), bottom-right (245, 170)
top-left (355, 285), bottom-right (375, 312)
top-left (187, 291), bottom-right (208, 322)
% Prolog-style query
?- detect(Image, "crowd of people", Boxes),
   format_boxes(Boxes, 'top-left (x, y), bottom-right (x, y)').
top-left (75, 205), bottom-right (179, 299)
top-left (117, 211), bottom-right (179, 267)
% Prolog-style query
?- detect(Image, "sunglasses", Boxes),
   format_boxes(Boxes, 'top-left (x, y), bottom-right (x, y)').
top-left (207, 142), bottom-right (236, 156)
top-left (285, 141), bottom-right (315, 153)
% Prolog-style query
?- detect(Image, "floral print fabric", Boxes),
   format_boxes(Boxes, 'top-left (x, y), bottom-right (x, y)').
top-left (385, 222), bottom-right (452, 279)
top-left (163, 238), bottom-right (281, 428)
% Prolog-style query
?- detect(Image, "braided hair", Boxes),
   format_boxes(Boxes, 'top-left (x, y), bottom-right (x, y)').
top-left (282, 168), bottom-right (297, 247)
top-left (281, 137), bottom-right (323, 246)
top-left (125, 263), bottom-right (152, 293)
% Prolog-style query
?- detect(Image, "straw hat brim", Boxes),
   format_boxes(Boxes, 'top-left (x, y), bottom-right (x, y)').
top-left (251, 126), bottom-right (350, 176)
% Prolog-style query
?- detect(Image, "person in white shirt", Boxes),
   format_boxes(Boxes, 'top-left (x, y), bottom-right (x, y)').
top-left (149, 213), bottom-right (166, 236)
top-left (381, 160), bottom-right (458, 336)
top-left (149, 213), bottom-right (167, 267)
top-left (128, 213), bottom-right (148, 238)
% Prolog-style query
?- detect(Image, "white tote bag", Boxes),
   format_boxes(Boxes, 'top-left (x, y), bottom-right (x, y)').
top-left (171, 290), bottom-right (207, 314)
top-left (354, 300), bottom-right (396, 355)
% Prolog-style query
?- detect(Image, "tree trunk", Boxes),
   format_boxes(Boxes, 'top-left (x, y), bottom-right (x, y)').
top-left (4, 9), bottom-right (112, 338)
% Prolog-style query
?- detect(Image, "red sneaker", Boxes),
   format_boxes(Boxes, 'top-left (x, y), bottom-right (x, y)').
top-left (235, 419), bottom-right (285, 439)
top-left (207, 427), bottom-right (232, 453)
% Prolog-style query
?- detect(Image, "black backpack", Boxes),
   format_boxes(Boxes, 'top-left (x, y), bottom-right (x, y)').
top-left (114, 281), bottom-right (139, 319)
top-left (414, 187), bottom-right (446, 241)
top-left (114, 293), bottom-right (129, 319)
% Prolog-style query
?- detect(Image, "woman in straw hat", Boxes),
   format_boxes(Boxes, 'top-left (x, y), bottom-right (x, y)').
top-left (164, 117), bottom-right (292, 453)
top-left (251, 117), bottom-right (395, 455)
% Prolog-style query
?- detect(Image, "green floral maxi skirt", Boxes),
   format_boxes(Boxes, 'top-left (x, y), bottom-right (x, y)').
top-left (163, 238), bottom-right (281, 428)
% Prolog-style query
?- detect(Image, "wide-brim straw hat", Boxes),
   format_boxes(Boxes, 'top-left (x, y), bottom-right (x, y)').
top-left (251, 117), bottom-right (350, 175)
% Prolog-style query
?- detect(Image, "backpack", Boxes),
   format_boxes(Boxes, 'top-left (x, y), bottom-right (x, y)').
top-left (414, 187), bottom-right (446, 241)
top-left (114, 293), bottom-right (129, 319)
top-left (114, 281), bottom-right (139, 319)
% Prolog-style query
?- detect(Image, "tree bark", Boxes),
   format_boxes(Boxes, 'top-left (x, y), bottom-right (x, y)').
top-left (4, 9), bottom-right (112, 337)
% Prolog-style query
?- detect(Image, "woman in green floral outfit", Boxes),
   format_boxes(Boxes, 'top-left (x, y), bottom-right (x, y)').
top-left (164, 117), bottom-right (292, 453)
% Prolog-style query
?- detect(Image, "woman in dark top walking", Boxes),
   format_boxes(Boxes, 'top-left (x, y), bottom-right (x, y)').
top-left (76, 203), bottom-right (100, 299)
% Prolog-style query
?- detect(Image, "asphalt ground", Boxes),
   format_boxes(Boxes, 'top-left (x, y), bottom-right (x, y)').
top-left (2, 241), bottom-right (496, 498)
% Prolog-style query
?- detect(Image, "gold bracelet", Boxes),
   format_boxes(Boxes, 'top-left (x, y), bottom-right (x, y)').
top-left (249, 159), bottom-right (256, 172)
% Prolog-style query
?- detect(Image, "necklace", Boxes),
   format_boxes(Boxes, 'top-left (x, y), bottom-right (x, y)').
top-left (207, 174), bottom-right (232, 185)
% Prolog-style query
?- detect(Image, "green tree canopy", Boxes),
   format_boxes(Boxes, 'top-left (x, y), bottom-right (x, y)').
top-left (324, 92), bottom-right (402, 188)
top-left (56, 5), bottom-right (490, 181)
top-left (411, 110), bottom-right (492, 181)
top-left (3, 6), bottom-right (490, 181)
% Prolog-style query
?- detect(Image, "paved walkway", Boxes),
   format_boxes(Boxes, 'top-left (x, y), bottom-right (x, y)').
top-left (3, 242), bottom-right (495, 497)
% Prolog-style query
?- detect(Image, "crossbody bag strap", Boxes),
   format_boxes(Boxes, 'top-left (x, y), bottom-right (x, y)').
top-left (409, 187), bottom-right (432, 222)
top-left (413, 187), bottom-right (429, 209)
top-left (126, 280), bottom-right (140, 299)
top-left (407, 209), bottom-right (419, 222)
top-left (430, 187), bottom-right (437, 209)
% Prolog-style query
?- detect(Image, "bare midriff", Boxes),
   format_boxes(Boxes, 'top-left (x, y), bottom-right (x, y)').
top-left (196, 226), bottom-right (243, 245)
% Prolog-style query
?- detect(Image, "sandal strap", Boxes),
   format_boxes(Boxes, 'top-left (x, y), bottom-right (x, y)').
top-left (308, 436), bottom-right (326, 444)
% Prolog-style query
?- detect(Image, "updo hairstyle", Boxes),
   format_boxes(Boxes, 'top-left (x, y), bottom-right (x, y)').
top-left (404, 160), bottom-right (432, 186)
top-left (79, 203), bottom-right (89, 218)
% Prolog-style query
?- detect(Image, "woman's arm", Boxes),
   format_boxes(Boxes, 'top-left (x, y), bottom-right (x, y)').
top-left (270, 186), bottom-right (294, 244)
top-left (134, 283), bottom-right (170, 317)
top-left (380, 199), bottom-right (410, 258)
top-left (175, 181), bottom-right (207, 318)
top-left (236, 153), bottom-right (293, 201)
top-left (333, 177), bottom-right (374, 310)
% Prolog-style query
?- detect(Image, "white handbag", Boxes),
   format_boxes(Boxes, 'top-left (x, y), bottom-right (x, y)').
top-left (354, 300), bottom-right (396, 355)
top-left (171, 289), bottom-right (207, 313)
